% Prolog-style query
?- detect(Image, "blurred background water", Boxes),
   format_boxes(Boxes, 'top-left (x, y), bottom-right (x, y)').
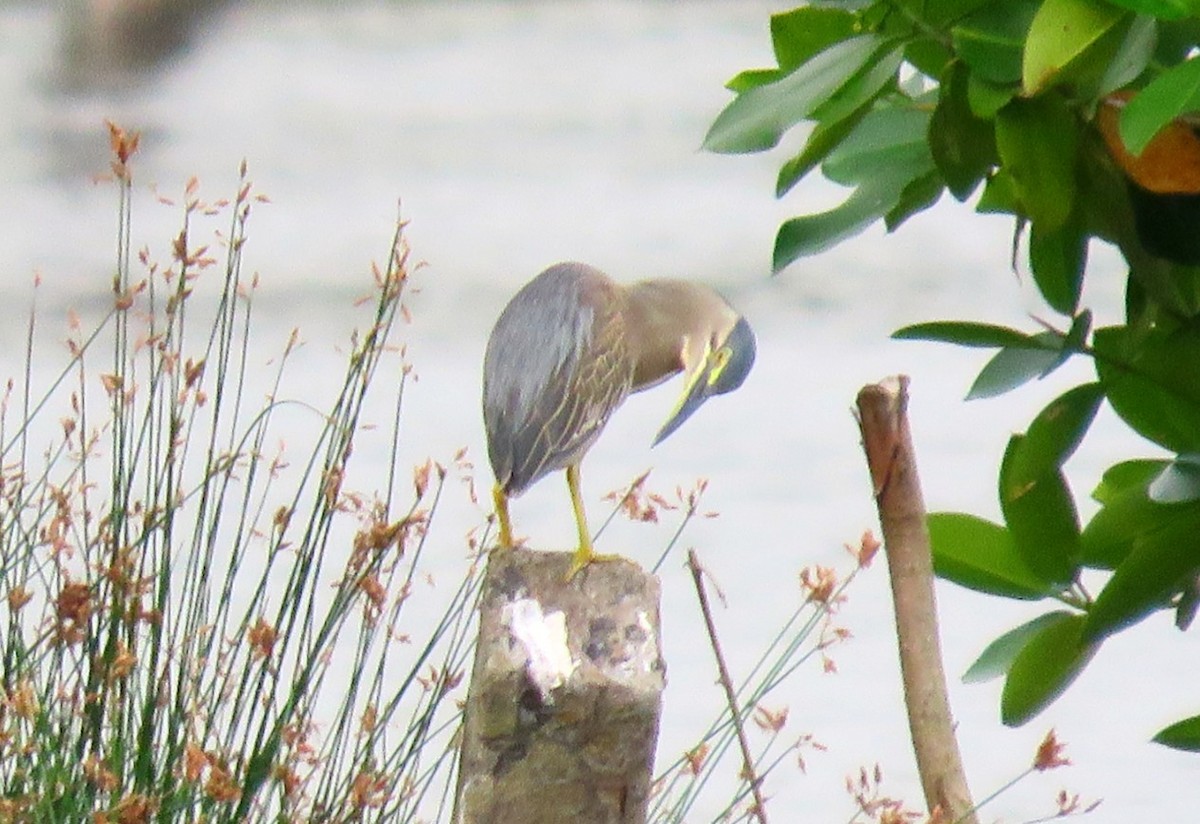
top-left (4, 0), bottom-right (1196, 820)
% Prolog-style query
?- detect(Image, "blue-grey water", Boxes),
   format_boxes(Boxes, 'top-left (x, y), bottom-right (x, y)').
top-left (4, 1), bottom-right (1194, 820)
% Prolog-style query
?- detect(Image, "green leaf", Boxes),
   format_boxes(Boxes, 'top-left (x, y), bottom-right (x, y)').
top-left (1063, 308), bottom-right (1093, 354)
top-left (1097, 15), bottom-right (1159, 97)
top-left (728, 5), bottom-right (887, 95)
top-left (810, 45), bottom-right (905, 124)
top-left (1093, 324), bottom-right (1200, 454)
top-left (776, 106), bottom-right (870, 197)
top-left (772, 46), bottom-right (902, 197)
top-left (975, 168), bottom-right (1020, 213)
top-left (930, 61), bottom-right (998, 201)
top-left (967, 74), bottom-right (1016, 119)
top-left (769, 7), bottom-right (858, 73)
top-left (704, 35), bottom-right (884, 154)
top-left (885, 169), bottom-right (944, 230)
top-left (928, 512), bottom-right (1053, 599)
top-left (1084, 511), bottom-right (1200, 642)
top-left (1030, 217), bottom-right (1088, 315)
top-left (1119, 57), bottom-right (1200, 155)
top-left (773, 106), bottom-right (936, 269)
top-left (999, 434), bottom-right (1082, 588)
top-left (952, 0), bottom-right (1040, 85)
top-left (895, 0), bottom-right (996, 28)
top-left (1149, 454), bottom-right (1200, 503)
top-left (966, 333), bottom-right (1066, 399)
top-left (726, 68), bottom-right (782, 94)
top-left (963, 611), bottom-right (1077, 683)
top-left (1153, 714), bottom-right (1200, 752)
top-left (1156, 17), bottom-right (1200, 65)
top-left (1176, 575), bottom-right (1200, 629)
top-left (1090, 459), bottom-right (1167, 506)
top-left (995, 96), bottom-right (1080, 230)
top-left (1001, 612), bottom-right (1097, 726)
top-left (1079, 462), bottom-right (1200, 570)
top-left (1014, 383), bottom-right (1105, 478)
top-left (772, 45), bottom-right (906, 196)
top-left (1105, 0), bottom-right (1200, 20)
top-left (823, 106), bottom-right (933, 184)
top-left (892, 320), bottom-right (1042, 349)
top-left (773, 167), bottom-right (916, 270)
top-left (904, 37), bottom-right (955, 79)
top-left (1022, 0), bottom-right (1127, 96)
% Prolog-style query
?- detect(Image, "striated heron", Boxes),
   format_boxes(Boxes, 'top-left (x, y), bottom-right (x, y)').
top-left (482, 261), bottom-right (755, 576)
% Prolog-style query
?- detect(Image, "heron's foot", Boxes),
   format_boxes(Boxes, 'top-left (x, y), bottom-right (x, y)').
top-left (490, 538), bottom-right (518, 554)
top-left (490, 527), bottom-right (525, 554)
top-left (564, 545), bottom-right (622, 581)
top-left (493, 523), bottom-right (516, 551)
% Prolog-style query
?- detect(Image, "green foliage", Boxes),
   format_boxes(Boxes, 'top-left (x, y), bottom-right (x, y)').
top-left (1120, 57), bottom-right (1200, 150)
top-left (962, 611), bottom-right (1070, 682)
top-left (1000, 612), bottom-right (1097, 726)
top-left (711, 1), bottom-right (1200, 738)
top-left (996, 95), bottom-right (1079, 230)
top-left (704, 35), bottom-right (887, 154)
top-left (1153, 714), bottom-right (1200, 751)
top-left (927, 513), bottom-right (1051, 598)
top-left (1023, 0), bottom-right (1128, 95)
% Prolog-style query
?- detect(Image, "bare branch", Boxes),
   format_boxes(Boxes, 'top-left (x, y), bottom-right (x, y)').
top-left (687, 549), bottom-right (769, 824)
top-left (855, 376), bottom-right (979, 824)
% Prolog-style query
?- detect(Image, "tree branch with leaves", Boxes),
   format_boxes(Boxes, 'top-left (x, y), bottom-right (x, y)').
top-left (708, 0), bottom-right (1200, 751)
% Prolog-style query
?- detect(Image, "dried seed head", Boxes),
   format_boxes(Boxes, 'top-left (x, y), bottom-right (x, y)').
top-left (247, 618), bottom-right (278, 661)
top-left (83, 753), bottom-right (120, 792)
top-left (1034, 728), bottom-right (1071, 771)
top-left (109, 793), bottom-right (157, 824)
top-left (57, 581), bottom-right (93, 627)
top-left (684, 742), bottom-right (709, 775)
top-left (850, 530), bottom-right (881, 568)
top-left (349, 769), bottom-right (389, 810)
top-left (7, 587), bottom-right (31, 613)
top-left (109, 642), bottom-right (137, 681)
top-left (799, 565), bottom-right (838, 605)
top-left (106, 120), bottom-right (140, 179)
top-left (273, 764), bottom-right (300, 799)
top-left (752, 705), bottom-right (789, 734)
top-left (182, 742), bottom-right (207, 784)
top-left (204, 761), bottom-right (241, 804)
top-left (7, 679), bottom-right (39, 720)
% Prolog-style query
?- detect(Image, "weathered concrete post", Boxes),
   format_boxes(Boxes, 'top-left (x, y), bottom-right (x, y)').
top-left (454, 548), bottom-right (665, 824)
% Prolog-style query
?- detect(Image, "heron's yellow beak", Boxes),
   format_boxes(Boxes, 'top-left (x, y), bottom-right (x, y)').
top-left (652, 317), bottom-right (755, 446)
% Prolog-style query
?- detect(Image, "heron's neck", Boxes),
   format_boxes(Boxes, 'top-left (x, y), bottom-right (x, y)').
top-left (624, 280), bottom-right (728, 392)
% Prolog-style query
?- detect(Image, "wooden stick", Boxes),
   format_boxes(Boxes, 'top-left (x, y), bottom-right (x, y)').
top-left (686, 549), bottom-right (768, 824)
top-left (855, 376), bottom-right (979, 824)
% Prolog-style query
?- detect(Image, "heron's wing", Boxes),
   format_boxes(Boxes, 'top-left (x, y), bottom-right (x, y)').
top-left (483, 266), bottom-right (633, 495)
top-left (511, 302), bottom-right (632, 490)
top-left (487, 275), bottom-right (638, 496)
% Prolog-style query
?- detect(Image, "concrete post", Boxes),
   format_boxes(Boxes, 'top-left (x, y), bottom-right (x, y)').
top-left (454, 548), bottom-right (665, 824)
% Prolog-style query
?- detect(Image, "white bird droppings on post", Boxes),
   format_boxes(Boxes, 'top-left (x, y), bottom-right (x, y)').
top-left (502, 598), bottom-right (577, 701)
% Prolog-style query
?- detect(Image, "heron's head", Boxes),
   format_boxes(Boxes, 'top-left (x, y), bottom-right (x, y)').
top-left (652, 314), bottom-right (756, 446)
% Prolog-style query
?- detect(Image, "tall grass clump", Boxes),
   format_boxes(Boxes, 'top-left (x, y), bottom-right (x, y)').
top-left (0, 124), bottom-right (482, 822)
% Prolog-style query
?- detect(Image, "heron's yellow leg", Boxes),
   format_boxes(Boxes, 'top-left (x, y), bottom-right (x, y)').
top-left (566, 464), bottom-right (594, 577)
top-left (493, 483), bottom-right (515, 549)
top-left (565, 464), bottom-right (619, 579)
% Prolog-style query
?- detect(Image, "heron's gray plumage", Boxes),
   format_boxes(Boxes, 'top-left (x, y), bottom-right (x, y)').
top-left (483, 262), bottom-right (635, 496)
